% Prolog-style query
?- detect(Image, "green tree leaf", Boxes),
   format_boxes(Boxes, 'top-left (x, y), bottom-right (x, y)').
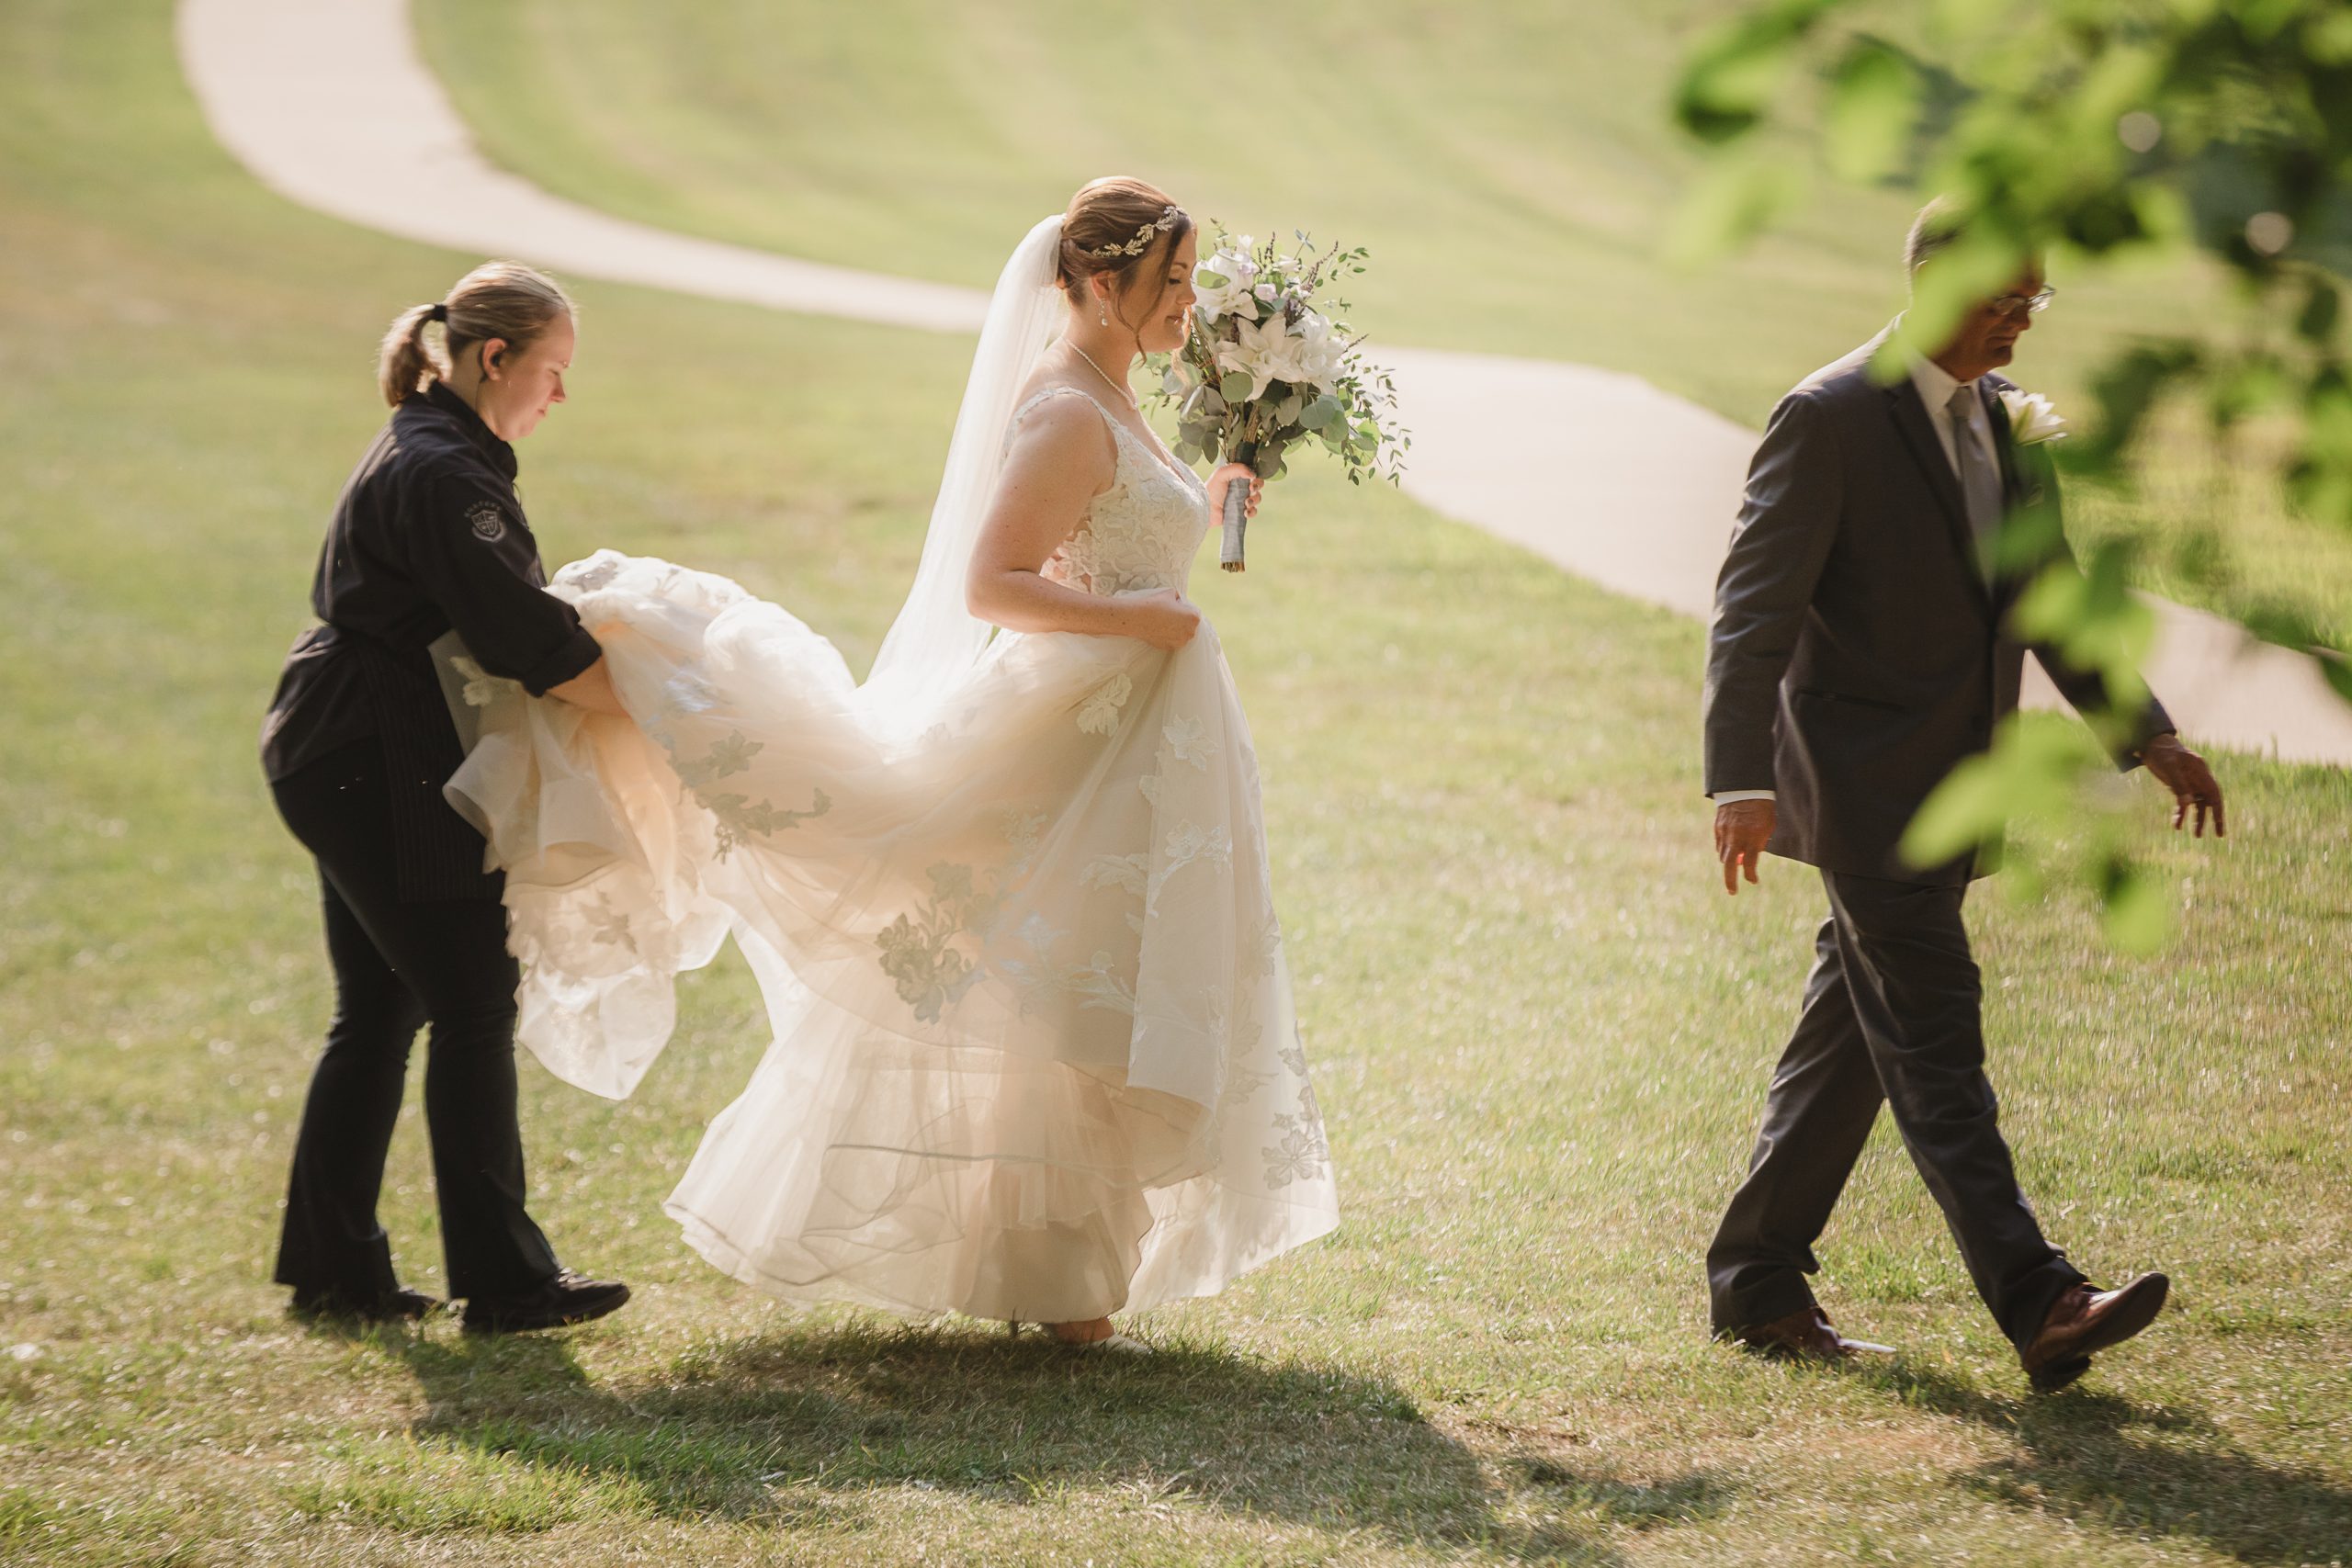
top-left (2098, 855), bottom-right (2172, 954)
top-left (1902, 717), bottom-right (2098, 868)
top-left (1665, 151), bottom-right (1808, 267)
top-left (1672, 0), bottom-right (1850, 144)
top-left (1825, 39), bottom-right (1921, 182)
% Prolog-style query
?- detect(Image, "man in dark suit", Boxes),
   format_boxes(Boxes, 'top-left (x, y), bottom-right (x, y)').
top-left (1702, 202), bottom-right (2227, 1391)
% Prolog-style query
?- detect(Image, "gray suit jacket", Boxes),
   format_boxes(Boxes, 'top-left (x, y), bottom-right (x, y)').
top-left (1702, 330), bottom-right (2174, 886)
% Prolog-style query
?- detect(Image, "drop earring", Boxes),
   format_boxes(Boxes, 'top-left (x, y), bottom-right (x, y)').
top-left (1098, 298), bottom-right (1110, 328)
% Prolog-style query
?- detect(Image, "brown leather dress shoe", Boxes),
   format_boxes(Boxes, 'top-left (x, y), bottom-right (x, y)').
top-left (1734, 1305), bottom-right (1894, 1363)
top-left (2018, 1272), bottom-right (2169, 1393)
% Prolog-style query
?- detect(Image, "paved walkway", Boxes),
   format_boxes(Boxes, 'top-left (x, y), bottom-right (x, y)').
top-left (178, 0), bottom-right (2352, 764)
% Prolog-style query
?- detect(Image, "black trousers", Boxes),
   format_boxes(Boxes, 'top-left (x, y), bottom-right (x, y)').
top-left (268, 739), bottom-right (558, 1301)
top-left (1706, 870), bottom-right (2085, 1348)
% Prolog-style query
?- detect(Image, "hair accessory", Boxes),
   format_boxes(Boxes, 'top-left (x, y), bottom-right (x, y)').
top-left (428, 302), bottom-right (450, 323)
top-left (1083, 205), bottom-right (1184, 261)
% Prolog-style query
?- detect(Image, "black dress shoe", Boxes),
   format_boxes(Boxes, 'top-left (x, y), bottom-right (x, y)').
top-left (461, 1269), bottom-right (631, 1335)
top-left (289, 1283), bottom-right (442, 1324)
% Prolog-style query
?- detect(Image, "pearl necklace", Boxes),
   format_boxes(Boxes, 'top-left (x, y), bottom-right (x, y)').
top-left (1069, 343), bottom-right (1138, 408)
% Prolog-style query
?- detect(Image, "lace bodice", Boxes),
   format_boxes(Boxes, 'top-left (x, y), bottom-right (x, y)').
top-left (1013, 386), bottom-right (1210, 595)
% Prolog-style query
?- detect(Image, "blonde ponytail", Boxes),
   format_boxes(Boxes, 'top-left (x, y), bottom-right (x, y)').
top-left (376, 302), bottom-right (443, 407)
top-left (372, 262), bottom-right (573, 408)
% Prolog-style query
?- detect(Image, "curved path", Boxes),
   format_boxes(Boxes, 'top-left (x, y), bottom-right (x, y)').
top-left (178, 0), bottom-right (2352, 765)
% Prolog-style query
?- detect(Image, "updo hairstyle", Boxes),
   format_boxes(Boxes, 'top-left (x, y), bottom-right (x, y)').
top-left (1055, 176), bottom-right (1193, 334)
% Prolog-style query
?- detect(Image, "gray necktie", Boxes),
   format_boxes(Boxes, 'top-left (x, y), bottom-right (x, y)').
top-left (1946, 383), bottom-right (2002, 581)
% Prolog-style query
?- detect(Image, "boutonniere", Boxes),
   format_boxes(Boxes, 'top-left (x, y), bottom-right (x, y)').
top-left (1997, 388), bottom-right (2069, 446)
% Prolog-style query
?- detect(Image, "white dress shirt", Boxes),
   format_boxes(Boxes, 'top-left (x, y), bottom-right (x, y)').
top-left (1713, 355), bottom-right (1994, 806)
top-left (1905, 354), bottom-right (2000, 487)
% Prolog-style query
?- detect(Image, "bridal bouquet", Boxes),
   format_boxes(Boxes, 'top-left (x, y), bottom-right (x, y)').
top-left (1153, 229), bottom-right (1407, 570)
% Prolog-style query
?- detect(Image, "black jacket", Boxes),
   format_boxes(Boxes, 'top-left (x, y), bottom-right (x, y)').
top-left (261, 381), bottom-right (599, 899)
top-left (1702, 330), bottom-right (2173, 885)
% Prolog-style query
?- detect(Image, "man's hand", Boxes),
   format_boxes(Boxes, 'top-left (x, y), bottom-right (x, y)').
top-left (2139, 732), bottom-right (2226, 838)
top-left (1714, 798), bottom-right (1776, 896)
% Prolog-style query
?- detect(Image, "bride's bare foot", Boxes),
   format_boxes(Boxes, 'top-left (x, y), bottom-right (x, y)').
top-left (1045, 1316), bottom-right (1116, 1345)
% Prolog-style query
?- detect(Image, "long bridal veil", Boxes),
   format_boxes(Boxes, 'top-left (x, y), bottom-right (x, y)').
top-left (858, 214), bottom-right (1066, 724)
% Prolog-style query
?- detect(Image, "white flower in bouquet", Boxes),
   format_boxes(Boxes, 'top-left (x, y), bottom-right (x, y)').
top-left (1193, 254), bottom-right (1261, 323)
top-left (1997, 388), bottom-right (2069, 446)
top-left (1216, 313), bottom-right (1294, 401)
top-left (1273, 310), bottom-right (1346, 392)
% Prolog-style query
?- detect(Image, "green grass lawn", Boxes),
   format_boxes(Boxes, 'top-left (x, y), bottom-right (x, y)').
top-left (414, 0), bottom-right (2352, 649)
top-left (4, 3), bottom-right (2350, 1564)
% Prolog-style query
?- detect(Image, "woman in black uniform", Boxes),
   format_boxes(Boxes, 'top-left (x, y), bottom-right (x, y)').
top-left (260, 261), bottom-right (630, 1332)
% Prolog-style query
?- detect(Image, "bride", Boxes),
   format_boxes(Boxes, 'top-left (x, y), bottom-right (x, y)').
top-left (446, 177), bottom-right (1340, 1348)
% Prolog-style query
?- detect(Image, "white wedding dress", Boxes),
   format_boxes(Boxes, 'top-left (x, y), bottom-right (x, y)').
top-left (443, 218), bottom-right (1339, 1324)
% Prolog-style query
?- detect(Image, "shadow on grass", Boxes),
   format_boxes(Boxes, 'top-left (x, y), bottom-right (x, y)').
top-left (1510, 1459), bottom-right (1734, 1532)
top-left (379, 1322), bottom-right (1690, 1562)
top-left (1872, 1363), bottom-right (2352, 1567)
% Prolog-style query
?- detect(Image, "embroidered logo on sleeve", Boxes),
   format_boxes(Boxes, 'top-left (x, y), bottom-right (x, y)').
top-left (466, 502), bottom-right (507, 543)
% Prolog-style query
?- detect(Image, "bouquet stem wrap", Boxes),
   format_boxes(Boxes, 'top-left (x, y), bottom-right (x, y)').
top-left (1220, 441), bottom-right (1257, 572)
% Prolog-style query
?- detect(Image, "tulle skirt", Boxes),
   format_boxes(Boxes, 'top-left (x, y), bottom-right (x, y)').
top-left (446, 551), bottom-right (1338, 1321)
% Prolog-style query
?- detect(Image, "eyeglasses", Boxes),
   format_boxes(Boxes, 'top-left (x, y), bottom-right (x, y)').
top-left (1987, 288), bottom-right (2056, 320)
